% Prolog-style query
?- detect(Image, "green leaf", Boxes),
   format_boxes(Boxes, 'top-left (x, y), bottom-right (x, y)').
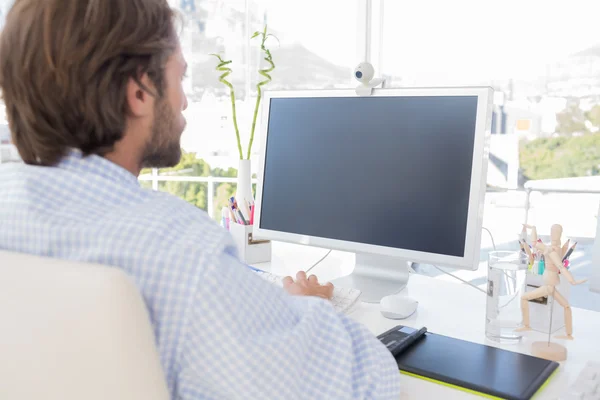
top-left (266, 33), bottom-right (280, 45)
top-left (212, 24), bottom-right (277, 160)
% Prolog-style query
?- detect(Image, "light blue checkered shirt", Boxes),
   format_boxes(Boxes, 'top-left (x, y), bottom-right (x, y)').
top-left (0, 150), bottom-right (400, 399)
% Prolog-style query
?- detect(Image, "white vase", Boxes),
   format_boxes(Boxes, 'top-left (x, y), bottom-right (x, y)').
top-left (236, 159), bottom-right (254, 219)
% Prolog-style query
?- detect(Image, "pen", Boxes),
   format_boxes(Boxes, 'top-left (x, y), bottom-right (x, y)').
top-left (237, 209), bottom-right (248, 225)
top-left (229, 196), bottom-right (239, 212)
top-left (243, 198), bottom-right (252, 221)
top-left (520, 225), bottom-right (527, 242)
top-left (390, 327), bottom-right (428, 357)
top-left (520, 239), bottom-right (536, 274)
top-left (521, 239), bottom-right (533, 264)
top-left (562, 242), bottom-right (578, 262)
top-left (229, 197), bottom-right (244, 224)
top-left (228, 205), bottom-right (239, 224)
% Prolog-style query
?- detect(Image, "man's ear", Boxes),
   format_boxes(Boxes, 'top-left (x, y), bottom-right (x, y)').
top-left (126, 74), bottom-right (155, 117)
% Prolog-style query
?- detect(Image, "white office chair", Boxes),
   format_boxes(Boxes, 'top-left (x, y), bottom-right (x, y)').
top-left (0, 251), bottom-right (170, 400)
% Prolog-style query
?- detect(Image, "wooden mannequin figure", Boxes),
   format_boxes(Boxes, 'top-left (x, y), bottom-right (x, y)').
top-left (516, 224), bottom-right (587, 340)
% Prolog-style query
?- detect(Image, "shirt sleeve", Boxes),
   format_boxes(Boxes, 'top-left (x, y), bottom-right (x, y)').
top-left (177, 251), bottom-right (401, 400)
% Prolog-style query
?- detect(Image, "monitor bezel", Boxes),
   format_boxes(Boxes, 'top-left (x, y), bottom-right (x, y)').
top-left (253, 87), bottom-right (493, 270)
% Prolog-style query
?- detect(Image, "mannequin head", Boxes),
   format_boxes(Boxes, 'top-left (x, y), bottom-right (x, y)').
top-left (550, 224), bottom-right (563, 246)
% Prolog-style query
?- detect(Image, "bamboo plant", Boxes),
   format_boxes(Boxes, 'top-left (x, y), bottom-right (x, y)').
top-left (211, 25), bottom-right (277, 160)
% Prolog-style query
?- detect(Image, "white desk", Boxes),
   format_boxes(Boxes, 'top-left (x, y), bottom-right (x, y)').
top-left (256, 242), bottom-right (600, 400)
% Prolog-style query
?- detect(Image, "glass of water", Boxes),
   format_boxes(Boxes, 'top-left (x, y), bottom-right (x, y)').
top-left (486, 251), bottom-right (528, 343)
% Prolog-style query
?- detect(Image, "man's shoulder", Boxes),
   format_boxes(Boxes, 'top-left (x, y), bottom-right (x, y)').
top-left (127, 189), bottom-right (234, 254)
top-left (136, 188), bottom-right (214, 226)
top-left (0, 161), bottom-right (235, 261)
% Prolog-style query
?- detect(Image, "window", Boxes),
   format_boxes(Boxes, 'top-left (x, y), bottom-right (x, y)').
top-left (1, 0), bottom-right (598, 308)
top-left (380, 0), bottom-right (600, 309)
top-left (149, 0), bottom-right (362, 218)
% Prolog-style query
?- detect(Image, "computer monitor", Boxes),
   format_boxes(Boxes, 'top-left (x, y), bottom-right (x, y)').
top-left (254, 87), bottom-right (493, 302)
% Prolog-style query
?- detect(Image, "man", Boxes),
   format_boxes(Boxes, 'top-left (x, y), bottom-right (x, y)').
top-left (0, 0), bottom-right (400, 398)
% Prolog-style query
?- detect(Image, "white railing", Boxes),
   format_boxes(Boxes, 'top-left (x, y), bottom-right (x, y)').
top-left (0, 144), bottom-right (20, 163)
top-left (140, 173), bottom-right (600, 226)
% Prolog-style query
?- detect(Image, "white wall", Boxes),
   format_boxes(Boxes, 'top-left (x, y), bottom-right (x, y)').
top-left (488, 134), bottom-right (520, 189)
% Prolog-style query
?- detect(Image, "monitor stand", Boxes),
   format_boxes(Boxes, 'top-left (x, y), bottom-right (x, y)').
top-left (331, 253), bottom-right (410, 303)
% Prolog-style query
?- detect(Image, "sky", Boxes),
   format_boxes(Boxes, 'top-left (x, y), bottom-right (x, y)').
top-left (384, 0), bottom-right (600, 82)
top-left (176, 0), bottom-right (600, 158)
top-left (4, 0), bottom-right (595, 83)
top-left (2, 0), bottom-right (599, 158)
top-left (255, 0), bottom-right (360, 67)
top-left (257, 0), bottom-right (600, 82)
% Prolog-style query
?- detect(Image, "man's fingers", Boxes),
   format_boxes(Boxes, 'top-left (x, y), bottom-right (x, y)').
top-left (282, 273), bottom-right (335, 300)
top-left (323, 282), bottom-right (334, 299)
top-left (311, 283), bottom-right (334, 300)
top-left (296, 271), bottom-right (307, 282)
top-left (282, 276), bottom-right (294, 288)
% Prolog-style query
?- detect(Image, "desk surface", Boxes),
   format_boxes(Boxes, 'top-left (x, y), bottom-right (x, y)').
top-left (255, 242), bottom-right (600, 400)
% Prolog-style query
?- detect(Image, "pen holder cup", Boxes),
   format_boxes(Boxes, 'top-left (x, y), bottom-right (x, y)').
top-left (229, 223), bottom-right (271, 265)
top-left (525, 273), bottom-right (570, 334)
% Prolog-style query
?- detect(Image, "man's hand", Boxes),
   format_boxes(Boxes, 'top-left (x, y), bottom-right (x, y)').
top-left (282, 271), bottom-right (334, 299)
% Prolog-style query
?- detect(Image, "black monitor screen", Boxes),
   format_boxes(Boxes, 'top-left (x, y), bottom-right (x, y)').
top-left (259, 95), bottom-right (478, 257)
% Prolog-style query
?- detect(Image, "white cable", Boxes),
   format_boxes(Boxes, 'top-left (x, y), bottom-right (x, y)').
top-left (431, 264), bottom-right (487, 294)
top-left (499, 289), bottom-right (520, 309)
top-left (306, 250), bottom-right (333, 274)
top-left (430, 227), bottom-right (499, 295)
top-left (309, 228), bottom-right (499, 294)
top-left (482, 227), bottom-right (497, 251)
top-left (483, 226), bottom-right (517, 285)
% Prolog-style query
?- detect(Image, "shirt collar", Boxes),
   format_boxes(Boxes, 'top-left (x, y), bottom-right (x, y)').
top-left (57, 149), bottom-right (140, 187)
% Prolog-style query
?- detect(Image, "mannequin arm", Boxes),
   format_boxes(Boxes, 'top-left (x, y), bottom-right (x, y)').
top-left (549, 251), bottom-right (587, 285)
top-left (523, 224), bottom-right (538, 243)
top-left (535, 241), bottom-right (547, 252)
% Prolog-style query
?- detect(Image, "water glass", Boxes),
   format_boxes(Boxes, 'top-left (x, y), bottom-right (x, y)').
top-left (485, 251), bottom-right (528, 343)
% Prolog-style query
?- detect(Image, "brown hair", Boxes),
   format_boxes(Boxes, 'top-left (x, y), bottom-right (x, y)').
top-left (0, 0), bottom-right (178, 165)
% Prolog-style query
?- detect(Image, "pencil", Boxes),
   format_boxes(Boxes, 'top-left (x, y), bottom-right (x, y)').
top-left (519, 240), bottom-right (526, 254)
top-left (521, 239), bottom-right (534, 266)
top-left (237, 209), bottom-right (248, 225)
top-left (562, 239), bottom-right (570, 259)
top-left (228, 205), bottom-right (238, 223)
top-left (521, 239), bottom-right (532, 258)
top-left (562, 242), bottom-right (578, 262)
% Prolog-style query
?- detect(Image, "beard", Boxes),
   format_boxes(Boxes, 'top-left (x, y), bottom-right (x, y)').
top-left (140, 97), bottom-right (185, 169)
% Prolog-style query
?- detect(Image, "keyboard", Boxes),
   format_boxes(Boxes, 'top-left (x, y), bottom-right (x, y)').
top-left (254, 270), bottom-right (362, 314)
top-left (561, 362), bottom-right (600, 400)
